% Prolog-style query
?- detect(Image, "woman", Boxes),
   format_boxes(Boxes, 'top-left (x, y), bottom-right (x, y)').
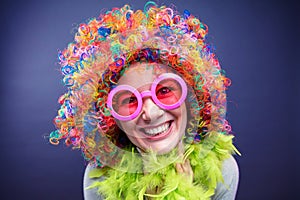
top-left (50, 2), bottom-right (240, 199)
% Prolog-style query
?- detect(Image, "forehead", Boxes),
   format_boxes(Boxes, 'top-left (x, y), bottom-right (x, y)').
top-left (118, 63), bottom-right (174, 88)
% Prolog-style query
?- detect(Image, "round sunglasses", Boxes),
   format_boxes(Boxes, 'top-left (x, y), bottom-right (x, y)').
top-left (107, 73), bottom-right (187, 121)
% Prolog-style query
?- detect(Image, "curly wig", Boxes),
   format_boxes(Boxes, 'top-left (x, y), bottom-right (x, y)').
top-left (50, 2), bottom-right (232, 168)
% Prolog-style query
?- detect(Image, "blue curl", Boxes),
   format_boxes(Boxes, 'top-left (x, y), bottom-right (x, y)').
top-left (98, 27), bottom-right (111, 37)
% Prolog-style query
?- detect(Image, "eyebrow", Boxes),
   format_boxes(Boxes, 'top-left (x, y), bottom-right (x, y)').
top-left (117, 81), bottom-right (153, 93)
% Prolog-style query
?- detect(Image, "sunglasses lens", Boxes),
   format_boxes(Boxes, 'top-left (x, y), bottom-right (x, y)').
top-left (112, 90), bottom-right (138, 117)
top-left (155, 79), bottom-right (183, 106)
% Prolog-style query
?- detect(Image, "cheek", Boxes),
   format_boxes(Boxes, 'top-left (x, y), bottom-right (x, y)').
top-left (119, 121), bottom-right (136, 137)
top-left (173, 103), bottom-right (187, 121)
top-left (174, 104), bottom-right (188, 135)
top-left (118, 122), bottom-right (140, 147)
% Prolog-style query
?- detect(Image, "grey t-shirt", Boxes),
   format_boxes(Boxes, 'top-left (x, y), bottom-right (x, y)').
top-left (83, 156), bottom-right (239, 200)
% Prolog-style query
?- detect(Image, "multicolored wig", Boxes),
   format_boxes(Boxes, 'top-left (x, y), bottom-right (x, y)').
top-left (50, 1), bottom-right (232, 168)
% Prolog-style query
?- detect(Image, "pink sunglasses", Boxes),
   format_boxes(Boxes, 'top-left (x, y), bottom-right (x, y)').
top-left (107, 73), bottom-right (187, 121)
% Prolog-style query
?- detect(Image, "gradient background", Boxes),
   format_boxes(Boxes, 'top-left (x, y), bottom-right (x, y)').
top-left (0, 0), bottom-right (298, 199)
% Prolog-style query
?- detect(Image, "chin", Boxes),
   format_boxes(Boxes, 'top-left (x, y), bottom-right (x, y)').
top-left (154, 143), bottom-right (178, 155)
top-left (134, 125), bottom-right (184, 155)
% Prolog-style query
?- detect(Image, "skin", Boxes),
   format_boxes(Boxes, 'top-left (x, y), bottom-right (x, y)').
top-left (116, 63), bottom-right (194, 192)
top-left (117, 62), bottom-right (187, 155)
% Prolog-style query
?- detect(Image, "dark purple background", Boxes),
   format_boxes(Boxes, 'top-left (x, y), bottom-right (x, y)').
top-left (0, 0), bottom-right (298, 199)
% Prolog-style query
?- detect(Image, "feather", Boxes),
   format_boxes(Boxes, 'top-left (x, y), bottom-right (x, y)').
top-left (86, 133), bottom-right (238, 199)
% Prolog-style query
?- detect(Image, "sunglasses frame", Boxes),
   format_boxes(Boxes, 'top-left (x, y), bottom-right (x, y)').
top-left (107, 73), bottom-right (187, 121)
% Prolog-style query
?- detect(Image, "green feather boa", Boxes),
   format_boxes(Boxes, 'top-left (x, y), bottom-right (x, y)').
top-left (86, 132), bottom-right (239, 200)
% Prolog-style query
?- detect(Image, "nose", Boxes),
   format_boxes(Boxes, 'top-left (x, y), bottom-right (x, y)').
top-left (141, 97), bottom-right (164, 122)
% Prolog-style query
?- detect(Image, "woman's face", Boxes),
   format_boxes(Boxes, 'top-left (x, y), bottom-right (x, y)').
top-left (116, 63), bottom-right (187, 154)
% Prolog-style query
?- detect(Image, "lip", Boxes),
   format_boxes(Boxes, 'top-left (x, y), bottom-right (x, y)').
top-left (142, 121), bottom-right (174, 141)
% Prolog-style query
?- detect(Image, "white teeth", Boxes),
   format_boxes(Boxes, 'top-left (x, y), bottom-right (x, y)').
top-left (144, 122), bottom-right (170, 136)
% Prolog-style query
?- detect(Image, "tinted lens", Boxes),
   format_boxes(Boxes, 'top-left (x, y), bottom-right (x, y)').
top-left (155, 79), bottom-right (182, 106)
top-left (112, 90), bottom-right (138, 116)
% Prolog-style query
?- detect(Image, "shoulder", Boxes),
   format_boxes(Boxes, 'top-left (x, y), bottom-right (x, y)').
top-left (212, 156), bottom-right (239, 200)
top-left (221, 156), bottom-right (239, 183)
top-left (83, 164), bottom-right (104, 200)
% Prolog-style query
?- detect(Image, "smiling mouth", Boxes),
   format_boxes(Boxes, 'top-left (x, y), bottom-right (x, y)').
top-left (140, 120), bottom-right (173, 139)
